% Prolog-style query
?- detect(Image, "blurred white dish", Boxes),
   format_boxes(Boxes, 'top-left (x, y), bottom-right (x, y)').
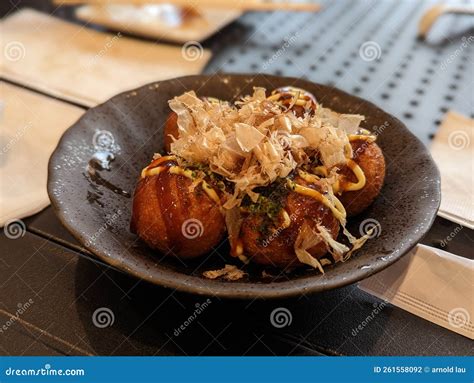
top-left (75, 4), bottom-right (242, 43)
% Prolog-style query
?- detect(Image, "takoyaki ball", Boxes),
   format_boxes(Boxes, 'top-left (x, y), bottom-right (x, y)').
top-left (240, 177), bottom-right (339, 268)
top-left (337, 139), bottom-right (385, 217)
top-left (130, 157), bottom-right (226, 259)
top-left (164, 111), bottom-right (178, 153)
top-left (270, 86), bottom-right (318, 117)
top-left (164, 97), bottom-right (222, 153)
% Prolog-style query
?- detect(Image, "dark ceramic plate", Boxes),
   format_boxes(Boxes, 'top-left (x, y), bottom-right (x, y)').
top-left (47, 74), bottom-right (440, 299)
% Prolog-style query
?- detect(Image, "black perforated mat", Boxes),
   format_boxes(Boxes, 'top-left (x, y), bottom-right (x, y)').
top-left (205, 0), bottom-right (474, 145)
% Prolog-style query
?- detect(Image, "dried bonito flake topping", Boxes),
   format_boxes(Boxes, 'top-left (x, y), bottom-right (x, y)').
top-left (168, 88), bottom-right (365, 206)
top-left (146, 87), bottom-right (386, 273)
top-left (203, 264), bottom-right (246, 281)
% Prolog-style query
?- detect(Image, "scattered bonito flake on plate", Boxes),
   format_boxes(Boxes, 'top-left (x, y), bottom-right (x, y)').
top-left (203, 265), bottom-right (246, 281)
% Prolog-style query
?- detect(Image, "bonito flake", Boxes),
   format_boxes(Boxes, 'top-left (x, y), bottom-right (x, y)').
top-left (168, 88), bottom-right (364, 206)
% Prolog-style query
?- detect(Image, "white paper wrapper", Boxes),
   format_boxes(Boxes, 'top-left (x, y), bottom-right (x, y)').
top-left (430, 111), bottom-right (474, 229)
top-left (359, 244), bottom-right (474, 340)
top-left (0, 82), bottom-right (84, 226)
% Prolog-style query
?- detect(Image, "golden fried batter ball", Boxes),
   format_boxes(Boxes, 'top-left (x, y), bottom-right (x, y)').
top-left (240, 177), bottom-right (339, 268)
top-left (164, 111), bottom-right (178, 153)
top-left (338, 139), bottom-right (385, 217)
top-left (130, 157), bottom-right (226, 258)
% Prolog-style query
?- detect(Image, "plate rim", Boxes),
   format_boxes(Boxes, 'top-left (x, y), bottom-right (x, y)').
top-left (47, 73), bottom-right (441, 299)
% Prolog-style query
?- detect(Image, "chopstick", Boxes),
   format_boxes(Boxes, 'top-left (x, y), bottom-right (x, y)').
top-left (53, 0), bottom-right (321, 12)
top-left (418, 4), bottom-right (474, 39)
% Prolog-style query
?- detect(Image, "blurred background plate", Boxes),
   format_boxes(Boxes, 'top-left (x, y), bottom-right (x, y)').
top-left (47, 73), bottom-right (441, 299)
top-left (75, 4), bottom-right (242, 43)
